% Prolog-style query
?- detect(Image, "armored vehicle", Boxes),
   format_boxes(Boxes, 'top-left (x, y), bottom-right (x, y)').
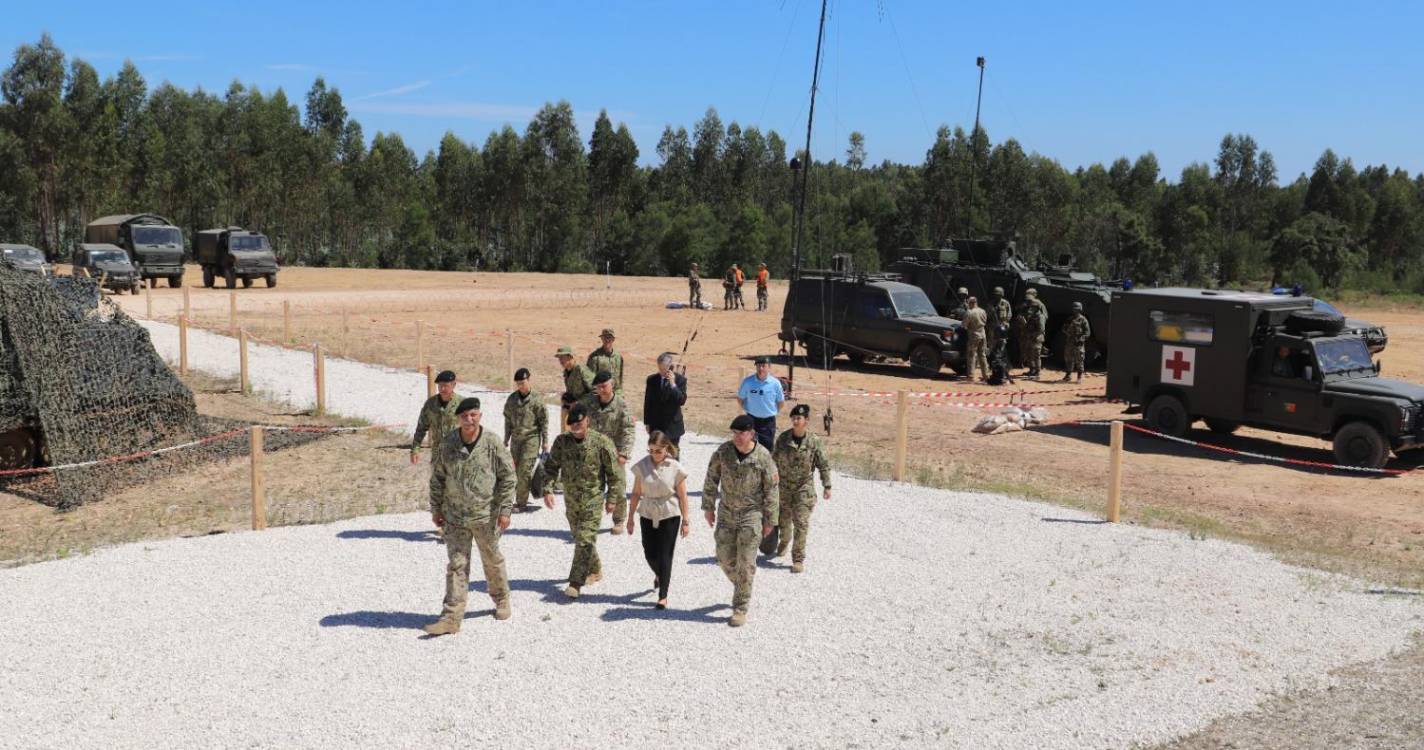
top-left (779, 268), bottom-right (967, 376)
top-left (196, 227), bottom-right (279, 288)
top-left (888, 239), bottom-right (1116, 364)
top-left (71, 244), bottom-right (142, 295)
top-left (1105, 287), bottom-right (1423, 469)
top-left (0, 244), bottom-right (52, 276)
top-left (85, 214), bottom-right (185, 287)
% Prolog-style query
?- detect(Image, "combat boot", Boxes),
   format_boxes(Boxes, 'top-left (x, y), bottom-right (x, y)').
top-left (728, 611), bottom-right (747, 628)
top-left (610, 524), bottom-right (625, 536)
top-left (422, 617), bottom-right (461, 636)
top-left (493, 599), bottom-right (511, 620)
top-left (585, 571), bottom-right (603, 585)
top-left (564, 584), bottom-right (581, 599)
top-left (791, 561), bottom-right (805, 573)
top-left (774, 542), bottom-right (788, 558)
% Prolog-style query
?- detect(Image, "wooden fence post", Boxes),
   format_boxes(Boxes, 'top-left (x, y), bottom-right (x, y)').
top-left (416, 319), bottom-right (425, 372)
top-left (182, 284), bottom-right (191, 322)
top-left (506, 329), bottom-right (514, 387)
top-left (178, 315), bottom-right (189, 376)
top-left (282, 299), bottom-right (292, 344)
top-left (228, 290), bottom-right (237, 334)
top-left (893, 390), bottom-right (909, 481)
top-left (145, 289), bottom-right (153, 319)
top-left (238, 329), bottom-right (250, 395)
top-left (1107, 420), bottom-right (1124, 522)
top-left (250, 426), bottom-right (267, 531)
top-left (313, 343), bottom-right (326, 416)
top-left (425, 364), bottom-right (435, 398)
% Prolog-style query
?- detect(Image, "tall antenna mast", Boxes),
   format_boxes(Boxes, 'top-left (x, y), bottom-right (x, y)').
top-left (964, 55), bottom-right (986, 237)
top-left (790, 0), bottom-right (829, 281)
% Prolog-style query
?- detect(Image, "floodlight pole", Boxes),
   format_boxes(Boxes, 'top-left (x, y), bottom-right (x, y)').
top-left (965, 56), bottom-right (986, 238)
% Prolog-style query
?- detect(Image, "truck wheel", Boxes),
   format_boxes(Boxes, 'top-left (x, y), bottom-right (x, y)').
top-left (1333, 422), bottom-right (1389, 468)
top-left (203, 267), bottom-right (214, 288)
top-left (224, 267), bottom-right (236, 289)
top-left (1146, 394), bottom-right (1191, 437)
top-left (908, 344), bottom-right (941, 377)
top-left (1204, 418), bottom-right (1239, 435)
top-left (241, 276), bottom-right (253, 288)
top-left (130, 284), bottom-right (141, 295)
top-left (169, 274), bottom-right (182, 288)
top-left (804, 337), bottom-right (831, 369)
top-left (265, 273), bottom-right (277, 288)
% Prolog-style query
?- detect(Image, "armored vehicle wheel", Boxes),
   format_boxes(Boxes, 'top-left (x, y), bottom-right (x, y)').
top-left (845, 351), bottom-right (865, 365)
top-left (0, 428), bottom-right (38, 470)
top-left (1146, 393), bottom-right (1191, 438)
top-left (1284, 310), bottom-right (1345, 335)
top-left (130, 284), bottom-right (141, 295)
top-left (224, 267), bottom-right (236, 289)
top-left (908, 344), bottom-right (941, 377)
top-left (265, 273), bottom-right (277, 288)
top-left (169, 274), bottom-right (182, 288)
top-left (1204, 418), bottom-right (1239, 435)
top-left (241, 276), bottom-right (253, 288)
top-left (1333, 421), bottom-right (1388, 468)
top-left (203, 267), bottom-right (214, 287)
top-left (803, 337), bottom-right (831, 369)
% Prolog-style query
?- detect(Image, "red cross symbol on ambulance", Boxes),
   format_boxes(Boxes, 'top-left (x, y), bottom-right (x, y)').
top-left (1160, 345), bottom-right (1195, 386)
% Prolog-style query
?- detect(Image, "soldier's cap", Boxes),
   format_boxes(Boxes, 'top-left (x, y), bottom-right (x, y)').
top-left (555, 345), bottom-right (574, 357)
top-left (567, 404), bottom-right (588, 424)
top-left (691, 262), bottom-right (699, 268)
top-left (754, 355), bottom-right (770, 365)
top-left (434, 369), bottom-right (456, 383)
top-left (1024, 288), bottom-right (1038, 297)
top-left (592, 370), bottom-right (613, 386)
top-left (729, 414), bottom-right (756, 432)
top-left (455, 397), bottom-right (481, 415)
top-left (513, 367), bottom-right (530, 382)
top-left (1072, 301), bottom-right (1084, 310)
top-left (600, 328), bottom-right (615, 338)
top-left (957, 287), bottom-right (969, 296)
top-left (759, 262), bottom-right (766, 267)
top-left (790, 404), bottom-right (811, 418)
top-left (993, 286), bottom-right (1004, 295)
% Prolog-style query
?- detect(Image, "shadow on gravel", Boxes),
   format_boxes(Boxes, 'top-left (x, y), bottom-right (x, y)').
top-left (1366, 588), bottom-right (1424, 597)
top-left (319, 610), bottom-right (434, 630)
top-left (502, 528), bottom-right (574, 541)
top-left (470, 578), bottom-right (565, 596)
top-left (1041, 517), bottom-right (1108, 525)
top-left (337, 529), bottom-right (439, 542)
top-left (600, 602), bottom-right (732, 624)
top-left (685, 555), bottom-right (792, 571)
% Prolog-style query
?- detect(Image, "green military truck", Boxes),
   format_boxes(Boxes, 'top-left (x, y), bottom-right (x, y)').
top-left (1106, 287), bottom-right (1424, 468)
top-left (85, 214), bottom-right (185, 288)
top-left (70, 244), bottom-right (143, 294)
top-left (196, 227), bottom-right (280, 289)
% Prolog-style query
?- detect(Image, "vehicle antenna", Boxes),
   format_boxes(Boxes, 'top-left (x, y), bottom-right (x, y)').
top-left (964, 56), bottom-right (986, 238)
top-left (787, 0), bottom-right (830, 398)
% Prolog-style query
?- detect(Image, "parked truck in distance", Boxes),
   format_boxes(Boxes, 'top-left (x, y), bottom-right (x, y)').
top-left (1105, 287), bottom-right (1423, 469)
top-left (196, 227), bottom-right (280, 289)
top-left (70, 243), bottom-right (142, 294)
top-left (84, 214), bottom-right (185, 288)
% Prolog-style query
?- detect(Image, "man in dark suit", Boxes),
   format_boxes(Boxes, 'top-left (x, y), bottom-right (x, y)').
top-left (643, 352), bottom-right (688, 446)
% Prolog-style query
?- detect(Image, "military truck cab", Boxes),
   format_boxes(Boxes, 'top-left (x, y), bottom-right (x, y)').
top-left (85, 214), bottom-right (185, 288)
top-left (0, 244), bottom-right (52, 276)
top-left (779, 271), bottom-right (966, 376)
top-left (196, 227), bottom-right (280, 289)
top-left (1106, 288), bottom-right (1423, 468)
top-left (71, 244), bottom-right (142, 294)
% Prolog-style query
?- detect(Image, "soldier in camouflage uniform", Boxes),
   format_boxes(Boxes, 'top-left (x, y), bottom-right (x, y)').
top-left (772, 404), bottom-right (831, 573)
top-left (503, 367), bottom-right (548, 512)
top-left (537, 405), bottom-right (625, 599)
top-left (1022, 288), bottom-right (1048, 377)
top-left (989, 286), bottom-right (1012, 351)
top-left (579, 370), bottom-right (634, 533)
top-left (703, 414), bottom-right (779, 627)
top-left (688, 263), bottom-right (702, 307)
top-left (962, 297), bottom-right (990, 383)
top-left (1061, 301), bottom-right (1091, 383)
top-left (951, 287), bottom-right (970, 321)
top-left (423, 397), bottom-right (516, 636)
top-left (409, 369), bottom-right (460, 464)
top-left (586, 328), bottom-right (625, 396)
top-left (557, 345), bottom-right (595, 430)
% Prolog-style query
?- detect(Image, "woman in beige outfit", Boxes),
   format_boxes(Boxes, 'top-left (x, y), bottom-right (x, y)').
top-left (626, 431), bottom-right (690, 609)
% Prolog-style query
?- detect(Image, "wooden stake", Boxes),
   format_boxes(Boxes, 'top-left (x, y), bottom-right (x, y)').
top-left (239, 329), bottom-right (250, 395)
top-left (1107, 420), bottom-right (1124, 522)
top-left (178, 315), bottom-right (189, 376)
top-left (183, 284), bottom-right (191, 321)
top-left (506, 329), bottom-right (515, 388)
top-left (145, 289), bottom-right (153, 319)
top-left (313, 343), bottom-right (327, 416)
top-left (893, 390), bottom-right (909, 482)
top-left (416, 319), bottom-right (425, 372)
top-left (282, 299), bottom-right (292, 344)
top-left (425, 364), bottom-right (435, 399)
top-left (228, 290), bottom-right (237, 334)
top-left (250, 426), bottom-right (267, 531)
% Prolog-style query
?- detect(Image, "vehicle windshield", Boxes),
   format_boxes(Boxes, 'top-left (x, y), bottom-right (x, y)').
top-left (230, 235), bottom-right (271, 251)
top-left (133, 226), bottom-right (181, 245)
top-left (2, 247), bottom-right (43, 262)
top-left (890, 290), bottom-right (938, 318)
top-left (90, 251), bottom-right (129, 264)
top-left (1314, 338), bottom-right (1372, 375)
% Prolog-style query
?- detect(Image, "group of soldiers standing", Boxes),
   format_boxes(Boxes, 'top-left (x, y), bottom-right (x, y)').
top-left (409, 331), bottom-right (832, 634)
top-left (950, 285), bottom-right (1091, 384)
top-left (686, 261), bottom-right (770, 311)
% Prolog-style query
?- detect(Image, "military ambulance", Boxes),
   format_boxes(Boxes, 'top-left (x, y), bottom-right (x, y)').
top-left (1105, 288), bottom-right (1424, 468)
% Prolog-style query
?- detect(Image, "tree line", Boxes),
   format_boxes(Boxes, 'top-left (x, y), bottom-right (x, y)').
top-left (2, 34), bottom-right (1422, 293)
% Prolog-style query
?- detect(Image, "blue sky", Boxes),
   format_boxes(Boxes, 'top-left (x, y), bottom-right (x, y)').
top-left (6, 1), bottom-right (1421, 181)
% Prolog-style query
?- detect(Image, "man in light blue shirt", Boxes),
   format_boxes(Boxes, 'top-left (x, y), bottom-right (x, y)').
top-left (737, 356), bottom-right (785, 451)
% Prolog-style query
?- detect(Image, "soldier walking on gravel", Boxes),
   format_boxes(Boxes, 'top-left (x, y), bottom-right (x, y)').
top-left (755, 262), bottom-right (770, 311)
top-left (537, 405), bottom-right (624, 599)
top-left (772, 404), bottom-right (831, 573)
top-left (579, 371), bottom-right (634, 534)
top-left (703, 414), bottom-right (779, 627)
top-left (1061, 301), bottom-right (1091, 383)
top-left (410, 369), bottom-right (460, 464)
top-left (557, 345), bottom-right (595, 430)
top-left (503, 368), bottom-right (548, 512)
top-left (688, 263), bottom-right (702, 307)
top-left (963, 297), bottom-right (990, 383)
top-left (586, 328), bottom-right (625, 396)
top-left (1022, 288), bottom-right (1048, 377)
top-left (424, 397), bottom-right (516, 636)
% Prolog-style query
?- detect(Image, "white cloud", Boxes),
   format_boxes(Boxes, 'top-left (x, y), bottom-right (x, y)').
top-left (354, 80), bottom-right (432, 100)
top-left (349, 100), bottom-right (635, 126)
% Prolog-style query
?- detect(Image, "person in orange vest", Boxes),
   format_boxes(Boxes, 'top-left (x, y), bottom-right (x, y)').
top-left (755, 263), bottom-right (770, 311)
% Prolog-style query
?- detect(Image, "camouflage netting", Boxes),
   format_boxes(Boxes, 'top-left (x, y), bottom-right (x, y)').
top-left (0, 266), bottom-right (322, 509)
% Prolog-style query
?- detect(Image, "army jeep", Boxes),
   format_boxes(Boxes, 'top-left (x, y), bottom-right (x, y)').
top-left (71, 244), bottom-right (143, 294)
top-left (1105, 288), bottom-right (1423, 469)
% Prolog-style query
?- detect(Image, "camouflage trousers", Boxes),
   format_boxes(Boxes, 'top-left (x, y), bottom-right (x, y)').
top-left (967, 334), bottom-right (990, 380)
top-left (440, 523), bottom-right (509, 620)
top-left (756, 287), bottom-right (768, 311)
top-left (1066, 343), bottom-right (1086, 375)
top-left (510, 436), bottom-right (539, 508)
top-left (565, 498), bottom-right (604, 587)
top-left (723, 286), bottom-right (734, 309)
top-left (777, 489), bottom-right (818, 563)
top-left (689, 282), bottom-right (701, 307)
top-left (1023, 332), bottom-right (1044, 373)
top-left (714, 513), bottom-right (763, 614)
top-left (609, 464), bottom-right (628, 526)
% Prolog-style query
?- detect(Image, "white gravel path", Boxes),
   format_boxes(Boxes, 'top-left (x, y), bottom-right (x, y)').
top-left (0, 321), bottom-right (1418, 749)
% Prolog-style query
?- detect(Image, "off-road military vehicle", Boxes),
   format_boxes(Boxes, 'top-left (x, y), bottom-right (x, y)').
top-left (1270, 289), bottom-right (1387, 353)
top-left (85, 214), bottom-right (185, 287)
top-left (888, 239), bottom-right (1117, 365)
top-left (1105, 287), bottom-right (1423, 469)
top-left (779, 265), bottom-right (967, 376)
top-left (70, 244), bottom-right (142, 294)
top-left (196, 226), bottom-right (280, 288)
top-left (0, 244), bottom-right (52, 276)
